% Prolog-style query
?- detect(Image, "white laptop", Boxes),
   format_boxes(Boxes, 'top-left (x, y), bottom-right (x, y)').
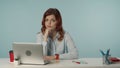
top-left (12, 42), bottom-right (48, 65)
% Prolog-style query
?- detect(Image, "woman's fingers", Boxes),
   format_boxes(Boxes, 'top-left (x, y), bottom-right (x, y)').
top-left (43, 56), bottom-right (55, 60)
top-left (43, 56), bottom-right (50, 60)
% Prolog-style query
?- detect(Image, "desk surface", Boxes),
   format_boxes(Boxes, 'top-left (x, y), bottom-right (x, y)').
top-left (0, 58), bottom-right (120, 68)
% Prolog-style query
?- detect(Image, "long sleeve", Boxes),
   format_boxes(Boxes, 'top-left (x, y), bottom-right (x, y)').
top-left (36, 32), bottom-right (48, 56)
top-left (59, 32), bottom-right (79, 60)
top-left (36, 32), bottom-right (53, 56)
top-left (36, 32), bottom-right (47, 46)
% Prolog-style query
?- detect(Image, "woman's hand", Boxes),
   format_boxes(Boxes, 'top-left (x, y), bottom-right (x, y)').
top-left (44, 56), bottom-right (56, 61)
top-left (43, 29), bottom-right (51, 41)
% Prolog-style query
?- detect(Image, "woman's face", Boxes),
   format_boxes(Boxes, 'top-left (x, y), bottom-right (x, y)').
top-left (45, 15), bottom-right (57, 31)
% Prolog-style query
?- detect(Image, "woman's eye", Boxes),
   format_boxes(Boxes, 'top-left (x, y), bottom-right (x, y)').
top-left (51, 19), bottom-right (56, 22)
top-left (45, 19), bottom-right (48, 22)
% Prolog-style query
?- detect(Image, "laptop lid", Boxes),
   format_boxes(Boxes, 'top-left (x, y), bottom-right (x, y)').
top-left (12, 42), bottom-right (48, 65)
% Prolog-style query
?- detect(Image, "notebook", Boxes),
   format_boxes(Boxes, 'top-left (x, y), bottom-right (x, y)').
top-left (12, 42), bottom-right (48, 65)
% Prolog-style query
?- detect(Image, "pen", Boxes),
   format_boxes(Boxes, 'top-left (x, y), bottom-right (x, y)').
top-left (72, 61), bottom-right (80, 64)
top-left (106, 49), bottom-right (110, 56)
top-left (99, 49), bottom-right (105, 56)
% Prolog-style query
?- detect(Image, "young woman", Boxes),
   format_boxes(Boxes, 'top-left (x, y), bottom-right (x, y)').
top-left (37, 8), bottom-right (78, 61)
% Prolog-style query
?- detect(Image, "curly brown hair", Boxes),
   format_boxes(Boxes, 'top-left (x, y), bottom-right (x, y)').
top-left (41, 8), bottom-right (65, 41)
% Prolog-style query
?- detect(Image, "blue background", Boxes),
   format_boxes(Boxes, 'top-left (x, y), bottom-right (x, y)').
top-left (0, 0), bottom-right (120, 58)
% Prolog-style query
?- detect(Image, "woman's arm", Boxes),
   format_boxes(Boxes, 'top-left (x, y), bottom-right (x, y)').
top-left (59, 32), bottom-right (79, 60)
top-left (36, 32), bottom-right (56, 60)
top-left (36, 32), bottom-right (47, 46)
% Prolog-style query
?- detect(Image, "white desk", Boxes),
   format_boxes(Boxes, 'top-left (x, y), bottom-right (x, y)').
top-left (0, 58), bottom-right (120, 68)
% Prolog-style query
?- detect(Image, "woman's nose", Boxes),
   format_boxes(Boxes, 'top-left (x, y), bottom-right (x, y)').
top-left (48, 21), bottom-right (51, 25)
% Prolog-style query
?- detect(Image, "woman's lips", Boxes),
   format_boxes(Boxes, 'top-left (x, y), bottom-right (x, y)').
top-left (47, 26), bottom-right (52, 28)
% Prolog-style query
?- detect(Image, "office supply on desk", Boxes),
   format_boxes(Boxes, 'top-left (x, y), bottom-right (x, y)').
top-left (72, 60), bottom-right (88, 64)
top-left (99, 49), bottom-right (120, 65)
top-left (110, 57), bottom-right (120, 62)
top-left (79, 60), bottom-right (88, 64)
top-left (9, 50), bottom-right (14, 62)
top-left (99, 49), bottom-right (112, 64)
top-left (12, 42), bottom-right (48, 65)
top-left (72, 61), bottom-right (80, 64)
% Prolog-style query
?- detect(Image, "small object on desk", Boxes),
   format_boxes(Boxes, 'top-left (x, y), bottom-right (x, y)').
top-left (55, 54), bottom-right (60, 63)
top-left (99, 49), bottom-right (112, 65)
top-left (109, 57), bottom-right (120, 62)
top-left (72, 60), bottom-right (88, 64)
top-left (79, 60), bottom-right (88, 64)
top-left (9, 50), bottom-right (14, 62)
top-left (14, 58), bottom-right (21, 66)
top-left (72, 61), bottom-right (80, 64)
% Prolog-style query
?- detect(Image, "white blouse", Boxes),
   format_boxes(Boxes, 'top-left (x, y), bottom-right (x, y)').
top-left (36, 31), bottom-right (79, 60)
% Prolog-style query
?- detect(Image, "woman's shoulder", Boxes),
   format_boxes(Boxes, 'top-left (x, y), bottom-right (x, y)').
top-left (64, 31), bottom-right (73, 41)
top-left (37, 31), bottom-right (43, 36)
top-left (64, 31), bottom-right (71, 37)
top-left (64, 30), bottom-right (70, 35)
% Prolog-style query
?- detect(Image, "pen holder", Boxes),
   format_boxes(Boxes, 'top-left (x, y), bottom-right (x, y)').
top-left (103, 55), bottom-right (112, 65)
